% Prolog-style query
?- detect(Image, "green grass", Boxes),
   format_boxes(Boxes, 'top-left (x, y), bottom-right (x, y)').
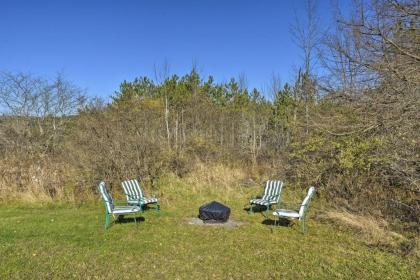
top-left (0, 178), bottom-right (417, 279)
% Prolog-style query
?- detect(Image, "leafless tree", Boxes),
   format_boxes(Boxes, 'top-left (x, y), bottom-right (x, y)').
top-left (290, 0), bottom-right (321, 133)
top-left (267, 72), bottom-right (282, 100)
top-left (154, 59), bottom-right (171, 147)
top-left (237, 72), bottom-right (248, 92)
top-left (0, 71), bottom-right (85, 154)
top-left (321, 0), bottom-right (419, 95)
top-left (290, 0), bottom-right (321, 75)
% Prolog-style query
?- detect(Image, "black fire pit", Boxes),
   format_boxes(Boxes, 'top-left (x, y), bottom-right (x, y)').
top-left (199, 201), bottom-right (230, 223)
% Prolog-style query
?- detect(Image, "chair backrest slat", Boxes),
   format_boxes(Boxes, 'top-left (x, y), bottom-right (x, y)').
top-left (132, 179), bottom-right (143, 197)
top-left (98, 181), bottom-right (113, 213)
top-left (299, 187), bottom-right (316, 218)
top-left (122, 179), bottom-right (143, 201)
top-left (262, 180), bottom-right (283, 203)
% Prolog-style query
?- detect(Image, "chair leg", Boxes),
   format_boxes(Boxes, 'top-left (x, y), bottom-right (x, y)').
top-left (156, 204), bottom-right (160, 212)
top-left (271, 216), bottom-right (275, 234)
top-left (286, 219), bottom-right (294, 230)
top-left (264, 205), bottom-right (270, 218)
top-left (105, 213), bottom-right (110, 230)
top-left (249, 204), bottom-right (253, 214)
top-left (301, 219), bottom-right (306, 234)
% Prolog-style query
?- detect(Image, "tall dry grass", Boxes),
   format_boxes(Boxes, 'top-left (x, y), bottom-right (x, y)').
top-left (183, 162), bottom-right (247, 191)
top-left (319, 209), bottom-right (419, 259)
top-left (0, 156), bottom-right (96, 203)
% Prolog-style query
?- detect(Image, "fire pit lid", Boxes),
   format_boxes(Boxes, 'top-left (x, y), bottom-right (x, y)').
top-left (199, 201), bottom-right (231, 223)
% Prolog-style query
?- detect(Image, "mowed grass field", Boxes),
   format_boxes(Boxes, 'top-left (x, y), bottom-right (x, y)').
top-left (0, 175), bottom-right (417, 279)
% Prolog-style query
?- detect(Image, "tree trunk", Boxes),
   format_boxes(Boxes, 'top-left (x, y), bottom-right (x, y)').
top-left (175, 112), bottom-right (178, 150)
top-left (165, 95), bottom-right (170, 147)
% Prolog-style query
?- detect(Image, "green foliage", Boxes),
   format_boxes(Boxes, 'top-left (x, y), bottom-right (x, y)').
top-left (112, 76), bottom-right (156, 103)
top-left (335, 136), bottom-right (386, 171)
top-left (293, 134), bottom-right (387, 172)
top-left (112, 71), bottom-right (270, 114)
top-left (292, 134), bottom-right (328, 156)
top-left (272, 83), bottom-right (294, 127)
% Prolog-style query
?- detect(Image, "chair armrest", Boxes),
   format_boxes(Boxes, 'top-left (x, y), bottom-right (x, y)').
top-left (113, 200), bottom-right (134, 205)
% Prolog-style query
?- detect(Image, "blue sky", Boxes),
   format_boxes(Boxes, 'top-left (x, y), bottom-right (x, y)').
top-left (0, 0), bottom-right (337, 99)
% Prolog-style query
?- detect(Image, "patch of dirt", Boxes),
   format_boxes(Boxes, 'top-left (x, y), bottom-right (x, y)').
top-left (186, 217), bottom-right (243, 227)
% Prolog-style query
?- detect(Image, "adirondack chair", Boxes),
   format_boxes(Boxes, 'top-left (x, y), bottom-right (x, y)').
top-left (98, 181), bottom-right (142, 229)
top-left (272, 186), bottom-right (316, 234)
top-left (248, 180), bottom-right (284, 216)
top-left (121, 179), bottom-right (160, 212)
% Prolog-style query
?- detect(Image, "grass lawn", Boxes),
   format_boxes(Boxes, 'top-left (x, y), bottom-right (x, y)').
top-left (0, 177), bottom-right (417, 279)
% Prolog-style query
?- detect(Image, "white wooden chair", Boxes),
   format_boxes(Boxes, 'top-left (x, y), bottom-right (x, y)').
top-left (98, 181), bottom-right (142, 229)
top-left (272, 186), bottom-right (316, 234)
top-left (121, 179), bottom-right (160, 212)
top-left (248, 180), bottom-right (283, 216)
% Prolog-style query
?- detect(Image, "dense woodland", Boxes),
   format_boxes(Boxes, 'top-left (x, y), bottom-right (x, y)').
top-left (0, 0), bottom-right (418, 234)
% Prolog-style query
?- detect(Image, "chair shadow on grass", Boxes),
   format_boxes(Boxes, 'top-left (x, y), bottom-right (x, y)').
top-left (115, 216), bottom-right (145, 224)
top-left (142, 205), bottom-right (160, 212)
top-left (243, 205), bottom-right (269, 214)
top-left (262, 217), bottom-right (292, 227)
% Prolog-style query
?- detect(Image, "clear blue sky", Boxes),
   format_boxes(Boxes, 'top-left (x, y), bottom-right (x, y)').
top-left (0, 0), bottom-right (336, 99)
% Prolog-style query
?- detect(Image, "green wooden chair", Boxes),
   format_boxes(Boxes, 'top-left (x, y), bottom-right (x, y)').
top-left (98, 181), bottom-right (142, 229)
top-left (121, 179), bottom-right (160, 212)
top-left (248, 180), bottom-right (283, 217)
top-left (272, 186), bottom-right (316, 234)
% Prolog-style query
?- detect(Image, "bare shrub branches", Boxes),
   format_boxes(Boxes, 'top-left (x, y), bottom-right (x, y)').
top-left (0, 71), bottom-right (85, 117)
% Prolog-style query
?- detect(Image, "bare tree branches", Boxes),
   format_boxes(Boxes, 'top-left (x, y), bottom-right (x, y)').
top-left (290, 0), bottom-right (322, 75)
top-left (321, 0), bottom-right (420, 95)
top-left (0, 72), bottom-right (85, 117)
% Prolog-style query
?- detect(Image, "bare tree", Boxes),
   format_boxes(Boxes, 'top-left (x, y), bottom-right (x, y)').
top-left (0, 71), bottom-right (84, 117)
top-left (237, 72), bottom-right (248, 92)
top-left (322, 0), bottom-right (419, 95)
top-left (0, 72), bottom-right (43, 116)
top-left (319, 0), bottom-right (379, 96)
top-left (267, 72), bottom-right (282, 100)
top-left (153, 59), bottom-right (171, 147)
top-left (0, 71), bottom-right (85, 154)
top-left (290, 0), bottom-right (321, 75)
top-left (290, 0), bottom-right (321, 133)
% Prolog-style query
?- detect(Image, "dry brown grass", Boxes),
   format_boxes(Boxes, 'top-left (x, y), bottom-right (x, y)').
top-left (323, 210), bottom-right (404, 241)
top-left (0, 156), bottom-right (94, 203)
top-left (155, 163), bottom-right (250, 208)
top-left (183, 162), bottom-right (248, 192)
top-left (318, 209), bottom-right (420, 258)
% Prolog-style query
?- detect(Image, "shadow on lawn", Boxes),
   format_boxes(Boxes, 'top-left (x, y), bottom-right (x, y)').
top-left (244, 206), bottom-right (293, 230)
top-left (116, 216), bottom-right (145, 224)
top-left (243, 205), bottom-right (269, 213)
top-left (262, 218), bottom-right (292, 227)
